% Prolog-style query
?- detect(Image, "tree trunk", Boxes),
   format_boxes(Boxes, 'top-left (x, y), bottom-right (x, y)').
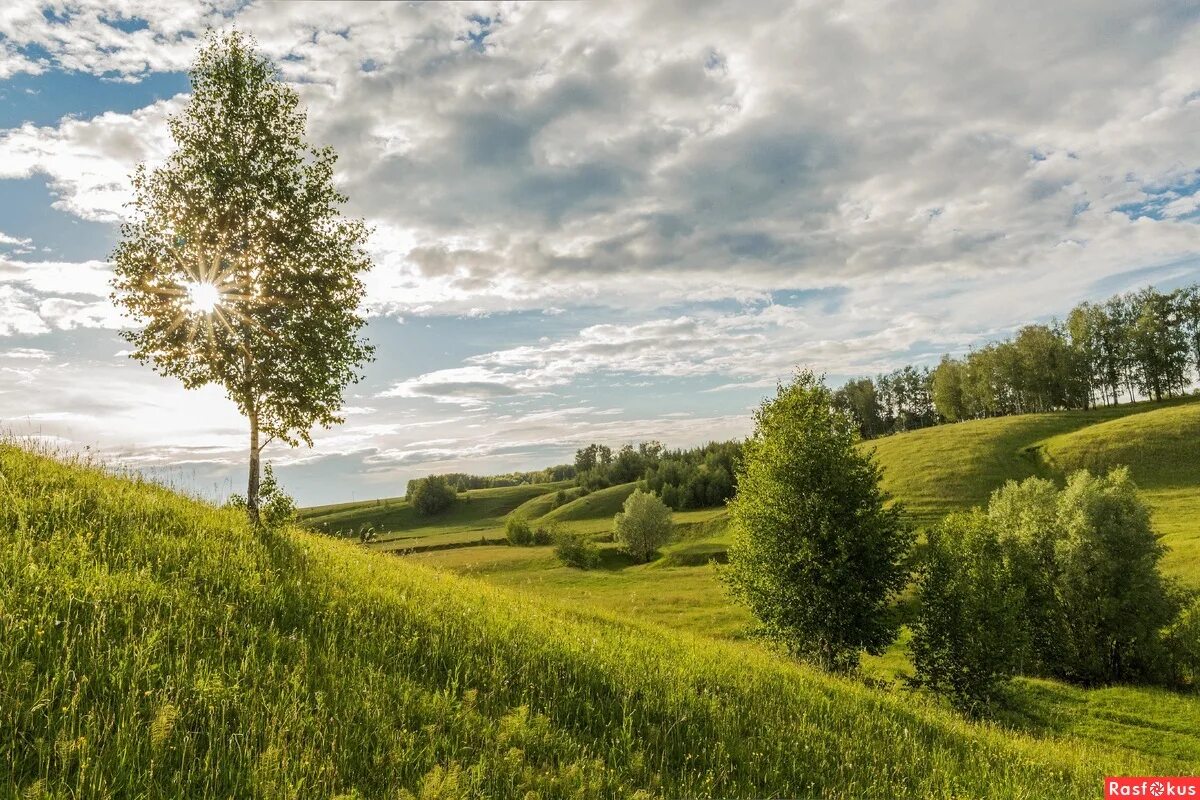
top-left (247, 410), bottom-right (261, 526)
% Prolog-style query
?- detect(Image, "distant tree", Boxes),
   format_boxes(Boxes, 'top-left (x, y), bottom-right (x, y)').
top-left (911, 511), bottom-right (1030, 710)
top-left (723, 370), bottom-right (913, 673)
top-left (110, 31), bottom-right (373, 525)
top-left (1131, 288), bottom-right (1191, 401)
top-left (1181, 285), bottom-right (1200, 384)
top-left (409, 475), bottom-right (457, 516)
top-left (930, 356), bottom-right (968, 422)
top-left (833, 377), bottom-right (884, 436)
top-left (613, 489), bottom-right (674, 562)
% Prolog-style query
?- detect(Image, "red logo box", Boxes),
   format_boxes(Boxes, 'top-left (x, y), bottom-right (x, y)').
top-left (1106, 777), bottom-right (1200, 798)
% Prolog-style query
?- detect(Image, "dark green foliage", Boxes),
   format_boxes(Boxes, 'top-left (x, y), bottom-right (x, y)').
top-left (427, 465), bottom-right (575, 491)
top-left (914, 470), bottom-right (1184, 702)
top-left (532, 523), bottom-right (556, 546)
top-left (1164, 596), bottom-right (1200, 688)
top-left (575, 439), bottom-right (740, 509)
top-left (724, 370), bottom-right (913, 673)
top-left (912, 512), bottom-right (1030, 710)
top-left (408, 475), bottom-right (457, 516)
top-left (505, 516), bottom-right (534, 546)
top-left (640, 441), bottom-right (740, 510)
top-left (110, 32), bottom-right (373, 521)
top-left (554, 531), bottom-right (601, 569)
top-left (1050, 469), bottom-right (1178, 684)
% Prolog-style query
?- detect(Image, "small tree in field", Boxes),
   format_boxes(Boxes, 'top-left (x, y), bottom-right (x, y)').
top-left (613, 489), bottom-right (673, 562)
top-left (110, 31), bottom-right (373, 524)
top-left (724, 370), bottom-right (913, 673)
top-left (409, 476), bottom-right (457, 517)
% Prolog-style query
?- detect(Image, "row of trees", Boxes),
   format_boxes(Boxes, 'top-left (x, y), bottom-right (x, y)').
top-left (724, 370), bottom-right (1199, 705)
top-left (433, 465), bottom-right (576, 493)
top-left (574, 440), bottom-right (742, 509)
top-left (834, 284), bottom-right (1200, 438)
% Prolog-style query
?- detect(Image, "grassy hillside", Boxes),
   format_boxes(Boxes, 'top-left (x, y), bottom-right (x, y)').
top-left (1039, 401), bottom-right (1200, 581)
top-left (3, 445), bottom-right (1178, 798)
top-left (299, 481), bottom-right (569, 545)
top-left (541, 482), bottom-right (639, 527)
top-left (866, 395), bottom-right (1200, 582)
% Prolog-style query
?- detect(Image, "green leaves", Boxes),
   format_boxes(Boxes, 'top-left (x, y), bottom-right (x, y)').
top-left (110, 31), bottom-right (374, 505)
top-left (724, 369), bottom-right (913, 673)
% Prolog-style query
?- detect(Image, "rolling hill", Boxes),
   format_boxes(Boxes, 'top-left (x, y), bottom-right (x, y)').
top-left (2, 443), bottom-right (1172, 798)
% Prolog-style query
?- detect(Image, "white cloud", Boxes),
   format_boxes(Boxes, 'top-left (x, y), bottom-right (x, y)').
top-left (0, 98), bottom-right (181, 222)
top-left (0, 231), bottom-right (33, 247)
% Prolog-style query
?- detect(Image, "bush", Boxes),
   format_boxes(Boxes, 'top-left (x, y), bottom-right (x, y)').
top-left (226, 463), bottom-right (295, 533)
top-left (532, 522), bottom-right (556, 546)
top-left (914, 469), bottom-right (1183, 701)
top-left (408, 475), bottom-right (457, 516)
top-left (1050, 468), bottom-right (1177, 684)
top-left (555, 531), bottom-right (600, 569)
top-left (553, 489), bottom-right (568, 508)
top-left (613, 489), bottom-right (674, 562)
top-left (1164, 596), bottom-right (1200, 688)
top-left (505, 516), bottom-right (534, 546)
top-left (723, 370), bottom-right (913, 673)
top-left (911, 512), bottom-right (1030, 711)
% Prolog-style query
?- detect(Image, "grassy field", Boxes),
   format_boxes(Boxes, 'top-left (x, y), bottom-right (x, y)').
top-left (5, 444), bottom-right (1181, 798)
top-left (327, 395), bottom-right (1200, 772)
top-left (1039, 401), bottom-right (1200, 581)
top-left (299, 481), bottom-right (571, 548)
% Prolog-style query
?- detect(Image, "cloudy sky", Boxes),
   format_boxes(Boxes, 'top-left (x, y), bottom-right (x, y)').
top-left (1, 0), bottom-right (1198, 504)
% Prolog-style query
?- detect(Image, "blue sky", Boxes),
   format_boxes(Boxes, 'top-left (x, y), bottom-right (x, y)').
top-left (1, 0), bottom-right (1199, 504)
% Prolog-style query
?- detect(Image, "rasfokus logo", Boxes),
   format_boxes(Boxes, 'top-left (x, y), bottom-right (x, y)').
top-left (1106, 777), bottom-right (1200, 798)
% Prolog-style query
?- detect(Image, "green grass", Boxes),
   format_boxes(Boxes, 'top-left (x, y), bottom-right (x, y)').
top-left (6, 444), bottom-right (1181, 797)
top-left (1039, 402), bottom-right (1200, 582)
top-left (298, 481), bottom-right (570, 541)
top-left (392, 396), bottom-right (1200, 771)
top-left (541, 482), bottom-right (639, 524)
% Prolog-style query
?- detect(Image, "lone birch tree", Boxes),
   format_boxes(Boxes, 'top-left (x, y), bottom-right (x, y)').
top-left (111, 31), bottom-right (373, 523)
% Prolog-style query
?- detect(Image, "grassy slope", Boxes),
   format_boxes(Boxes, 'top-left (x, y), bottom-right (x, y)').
top-left (2, 445), bottom-right (1170, 798)
top-left (1039, 401), bottom-right (1200, 581)
top-left (298, 482), bottom-right (570, 547)
top-left (407, 396), bottom-right (1200, 768)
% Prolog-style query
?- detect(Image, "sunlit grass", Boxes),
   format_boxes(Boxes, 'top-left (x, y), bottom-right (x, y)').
top-left (2, 443), bottom-right (1183, 797)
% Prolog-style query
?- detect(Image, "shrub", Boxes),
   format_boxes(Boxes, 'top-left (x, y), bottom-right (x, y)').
top-left (1050, 468), bottom-right (1177, 684)
top-left (226, 463), bottom-right (295, 533)
top-left (553, 489), bottom-right (568, 508)
top-left (1164, 596), bottom-right (1200, 688)
top-left (408, 475), bottom-right (457, 516)
top-left (911, 512), bottom-right (1030, 711)
top-left (505, 516), bottom-right (534, 546)
top-left (532, 522), bottom-right (557, 546)
top-left (723, 370), bottom-right (913, 673)
top-left (915, 469), bottom-right (1183, 701)
top-left (613, 489), bottom-right (674, 562)
top-left (555, 531), bottom-right (600, 569)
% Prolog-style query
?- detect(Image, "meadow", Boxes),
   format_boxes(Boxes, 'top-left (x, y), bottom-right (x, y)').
top-left (3, 443), bottom-right (1175, 799)
top-left (296, 394), bottom-right (1200, 774)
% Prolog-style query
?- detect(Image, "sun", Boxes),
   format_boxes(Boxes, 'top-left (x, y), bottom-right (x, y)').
top-left (184, 281), bottom-right (221, 314)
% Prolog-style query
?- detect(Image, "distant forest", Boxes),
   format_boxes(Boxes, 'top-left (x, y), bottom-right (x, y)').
top-left (835, 283), bottom-right (1200, 439)
top-left (412, 282), bottom-right (1199, 506)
